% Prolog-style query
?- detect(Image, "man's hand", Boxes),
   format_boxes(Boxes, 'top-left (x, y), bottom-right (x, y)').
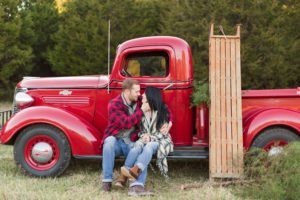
top-left (141, 133), bottom-right (151, 144)
top-left (141, 102), bottom-right (150, 112)
top-left (160, 121), bottom-right (172, 135)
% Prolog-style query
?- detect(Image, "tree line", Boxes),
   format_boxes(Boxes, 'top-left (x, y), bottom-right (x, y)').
top-left (0, 0), bottom-right (299, 99)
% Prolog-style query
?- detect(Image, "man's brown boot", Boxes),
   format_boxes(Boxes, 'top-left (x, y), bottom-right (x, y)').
top-left (121, 165), bottom-right (141, 181)
top-left (115, 174), bottom-right (127, 188)
top-left (102, 182), bottom-right (112, 192)
top-left (128, 185), bottom-right (154, 196)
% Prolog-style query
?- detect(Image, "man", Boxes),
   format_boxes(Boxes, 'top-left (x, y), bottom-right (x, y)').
top-left (101, 79), bottom-right (149, 192)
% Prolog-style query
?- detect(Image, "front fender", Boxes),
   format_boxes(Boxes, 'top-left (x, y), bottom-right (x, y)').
top-left (0, 106), bottom-right (101, 155)
top-left (243, 108), bottom-right (300, 148)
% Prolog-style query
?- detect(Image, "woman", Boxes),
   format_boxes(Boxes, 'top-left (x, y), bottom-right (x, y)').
top-left (116, 87), bottom-right (173, 188)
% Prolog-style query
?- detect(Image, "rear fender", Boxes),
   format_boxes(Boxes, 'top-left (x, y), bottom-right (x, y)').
top-left (243, 108), bottom-right (300, 149)
top-left (0, 106), bottom-right (101, 155)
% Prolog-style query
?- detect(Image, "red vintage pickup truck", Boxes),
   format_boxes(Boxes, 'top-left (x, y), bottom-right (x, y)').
top-left (0, 36), bottom-right (299, 177)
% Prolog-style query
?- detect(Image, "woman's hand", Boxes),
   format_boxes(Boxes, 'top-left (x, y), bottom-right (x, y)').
top-left (160, 121), bottom-right (172, 135)
top-left (141, 102), bottom-right (150, 112)
top-left (141, 133), bottom-right (151, 144)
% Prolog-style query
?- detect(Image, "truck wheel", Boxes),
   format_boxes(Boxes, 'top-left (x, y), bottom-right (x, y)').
top-left (252, 127), bottom-right (300, 156)
top-left (14, 124), bottom-right (71, 177)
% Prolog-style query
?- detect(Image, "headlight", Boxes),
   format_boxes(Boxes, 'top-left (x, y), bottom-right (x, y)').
top-left (15, 92), bottom-right (34, 106)
top-left (13, 88), bottom-right (34, 110)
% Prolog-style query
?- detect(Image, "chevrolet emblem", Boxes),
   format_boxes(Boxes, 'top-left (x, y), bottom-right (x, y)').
top-left (59, 90), bottom-right (72, 96)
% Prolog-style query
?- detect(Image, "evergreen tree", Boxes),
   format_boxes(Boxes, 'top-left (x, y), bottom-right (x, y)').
top-left (278, 0), bottom-right (300, 88)
top-left (48, 0), bottom-right (109, 75)
top-left (161, 0), bottom-right (300, 89)
top-left (48, 0), bottom-right (167, 76)
top-left (161, 0), bottom-right (213, 81)
top-left (20, 0), bottom-right (59, 77)
top-left (1, 0), bottom-right (298, 97)
top-left (0, 0), bottom-right (33, 99)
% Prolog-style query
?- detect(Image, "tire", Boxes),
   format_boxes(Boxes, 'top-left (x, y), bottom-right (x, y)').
top-left (252, 127), bottom-right (300, 151)
top-left (14, 124), bottom-right (71, 177)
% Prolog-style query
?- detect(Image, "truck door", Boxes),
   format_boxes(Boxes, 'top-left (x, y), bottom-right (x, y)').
top-left (110, 46), bottom-right (178, 141)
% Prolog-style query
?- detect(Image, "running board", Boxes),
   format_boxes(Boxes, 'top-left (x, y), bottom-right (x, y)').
top-left (74, 146), bottom-right (209, 160)
top-left (168, 147), bottom-right (209, 159)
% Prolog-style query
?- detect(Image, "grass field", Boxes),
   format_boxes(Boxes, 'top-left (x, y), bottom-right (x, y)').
top-left (0, 144), bottom-right (242, 200)
top-left (0, 101), bottom-right (240, 199)
top-left (1, 102), bottom-right (299, 199)
top-left (0, 102), bottom-right (11, 111)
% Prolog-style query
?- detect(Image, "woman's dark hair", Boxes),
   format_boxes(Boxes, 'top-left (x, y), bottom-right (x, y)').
top-left (144, 87), bottom-right (170, 130)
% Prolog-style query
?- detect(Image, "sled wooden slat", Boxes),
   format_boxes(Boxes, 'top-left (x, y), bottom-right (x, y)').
top-left (220, 38), bottom-right (227, 173)
top-left (215, 37), bottom-right (221, 174)
top-left (225, 38), bottom-right (233, 174)
top-left (209, 31), bottom-right (217, 175)
top-left (235, 31), bottom-right (244, 175)
top-left (209, 24), bottom-right (243, 179)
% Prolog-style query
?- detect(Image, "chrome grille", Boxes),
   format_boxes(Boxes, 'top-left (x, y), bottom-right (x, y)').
top-left (0, 110), bottom-right (12, 130)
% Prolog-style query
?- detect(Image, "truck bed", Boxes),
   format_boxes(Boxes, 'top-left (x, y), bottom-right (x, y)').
top-left (242, 88), bottom-right (300, 121)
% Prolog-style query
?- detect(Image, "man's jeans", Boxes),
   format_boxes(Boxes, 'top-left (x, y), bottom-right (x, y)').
top-left (102, 136), bottom-right (148, 186)
top-left (124, 141), bottom-right (159, 187)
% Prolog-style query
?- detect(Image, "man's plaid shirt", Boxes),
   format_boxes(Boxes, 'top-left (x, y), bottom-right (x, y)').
top-left (101, 94), bottom-right (143, 149)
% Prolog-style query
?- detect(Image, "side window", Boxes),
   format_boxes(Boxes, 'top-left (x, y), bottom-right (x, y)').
top-left (122, 51), bottom-right (169, 77)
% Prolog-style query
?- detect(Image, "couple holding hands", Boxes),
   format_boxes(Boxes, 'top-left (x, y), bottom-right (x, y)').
top-left (101, 79), bottom-right (173, 196)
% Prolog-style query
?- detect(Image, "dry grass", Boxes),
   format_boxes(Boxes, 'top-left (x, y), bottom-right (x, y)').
top-left (0, 101), bottom-right (240, 199)
top-left (0, 145), bottom-right (241, 200)
top-left (0, 102), bottom-right (11, 111)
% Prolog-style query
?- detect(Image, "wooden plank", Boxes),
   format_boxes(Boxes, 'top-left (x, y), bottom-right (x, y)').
top-left (215, 38), bottom-right (221, 174)
top-left (210, 35), bottom-right (240, 39)
top-left (235, 35), bottom-right (243, 175)
top-left (209, 37), bottom-right (217, 177)
top-left (220, 38), bottom-right (227, 173)
top-left (225, 38), bottom-right (233, 174)
top-left (230, 38), bottom-right (238, 175)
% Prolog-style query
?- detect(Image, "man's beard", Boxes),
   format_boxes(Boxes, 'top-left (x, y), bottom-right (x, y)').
top-left (129, 95), bottom-right (137, 103)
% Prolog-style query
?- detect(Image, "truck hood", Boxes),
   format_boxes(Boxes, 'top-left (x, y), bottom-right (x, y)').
top-left (18, 75), bottom-right (109, 89)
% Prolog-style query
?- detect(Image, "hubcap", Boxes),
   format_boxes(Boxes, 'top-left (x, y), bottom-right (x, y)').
top-left (264, 140), bottom-right (288, 156)
top-left (24, 135), bottom-right (60, 170)
top-left (31, 142), bottom-right (53, 163)
top-left (268, 146), bottom-right (284, 156)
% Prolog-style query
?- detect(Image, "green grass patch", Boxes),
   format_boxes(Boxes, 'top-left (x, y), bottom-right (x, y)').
top-left (2, 141), bottom-right (298, 199)
top-left (235, 142), bottom-right (300, 200)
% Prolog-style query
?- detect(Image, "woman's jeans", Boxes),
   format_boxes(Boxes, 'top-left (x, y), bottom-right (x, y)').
top-left (102, 136), bottom-right (153, 187)
top-left (124, 141), bottom-right (159, 187)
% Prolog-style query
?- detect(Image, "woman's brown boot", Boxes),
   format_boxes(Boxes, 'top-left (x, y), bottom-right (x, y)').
top-left (115, 174), bottom-right (127, 188)
top-left (121, 165), bottom-right (141, 181)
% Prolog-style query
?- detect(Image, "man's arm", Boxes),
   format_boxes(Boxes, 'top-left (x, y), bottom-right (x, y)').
top-left (108, 102), bottom-right (143, 130)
